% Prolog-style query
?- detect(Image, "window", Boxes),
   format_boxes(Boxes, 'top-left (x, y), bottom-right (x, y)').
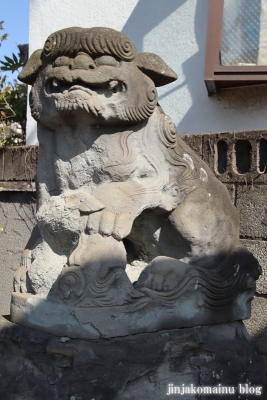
top-left (204, 0), bottom-right (267, 95)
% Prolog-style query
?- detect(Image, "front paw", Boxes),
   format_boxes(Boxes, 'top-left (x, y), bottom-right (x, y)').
top-left (85, 183), bottom-right (139, 240)
top-left (13, 266), bottom-right (32, 293)
top-left (20, 249), bottom-right (32, 267)
top-left (86, 210), bottom-right (134, 240)
top-left (135, 256), bottom-right (190, 292)
top-left (65, 191), bottom-right (105, 213)
top-left (65, 191), bottom-right (132, 239)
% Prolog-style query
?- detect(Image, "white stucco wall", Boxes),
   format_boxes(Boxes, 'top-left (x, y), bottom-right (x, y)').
top-left (27, 0), bottom-right (267, 144)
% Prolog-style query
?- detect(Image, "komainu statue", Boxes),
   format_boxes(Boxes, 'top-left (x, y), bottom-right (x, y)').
top-left (11, 27), bottom-right (261, 339)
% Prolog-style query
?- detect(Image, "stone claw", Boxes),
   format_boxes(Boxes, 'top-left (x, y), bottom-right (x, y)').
top-left (20, 249), bottom-right (32, 268)
top-left (13, 266), bottom-right (29, 293)
top-left (86, 209), bottom-right (134, 240)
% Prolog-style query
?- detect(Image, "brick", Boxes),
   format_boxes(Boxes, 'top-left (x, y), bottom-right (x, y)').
top-left (236, 185), bottom-right (267, 239)
top-left (183, 130), bottom-right (267, 185)
top-left (203, 131), bottom-right (260, 184)
top-left (241, 239), bottom-right (267, 294)
top-left (180, 133), bottom-right (202, 157)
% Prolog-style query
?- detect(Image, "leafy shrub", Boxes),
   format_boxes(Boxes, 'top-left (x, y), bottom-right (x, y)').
top-left (0, 21), bottom-right (27, 147)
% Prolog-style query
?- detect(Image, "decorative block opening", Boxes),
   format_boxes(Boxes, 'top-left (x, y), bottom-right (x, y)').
top-left (235, 140), bottom-right (251, 174)
top-left (259, 138), bottom-right (267, 173)
top-left (217, 140), bottom-right (228, 174)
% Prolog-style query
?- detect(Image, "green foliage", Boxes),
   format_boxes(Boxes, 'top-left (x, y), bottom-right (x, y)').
top-left (0, 21), bottom-right (27, 147)
top-left (0, 20), bottom-right (8, 43)
top-left (1, 52), bottom-right (23, 73)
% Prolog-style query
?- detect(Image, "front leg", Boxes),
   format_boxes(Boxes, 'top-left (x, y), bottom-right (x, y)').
top-left (14, 225), bottom-right (41, 293)
top-left (86, 180), bottom-right (180, 240)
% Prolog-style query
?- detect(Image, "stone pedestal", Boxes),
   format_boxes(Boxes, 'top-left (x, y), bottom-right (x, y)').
top-left (0, 316), bottom-right (265, 400)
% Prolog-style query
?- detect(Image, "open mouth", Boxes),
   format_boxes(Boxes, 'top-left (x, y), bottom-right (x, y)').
top-left (46, 78), bottom-right (124, 97)
top-left (46, 78), bottom-right (96, 96)
top-left (45, 78), bottom-right (126, 117)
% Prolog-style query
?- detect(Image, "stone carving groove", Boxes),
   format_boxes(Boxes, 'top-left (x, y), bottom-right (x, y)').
top-left (11, 27), bottom-right (261, 339)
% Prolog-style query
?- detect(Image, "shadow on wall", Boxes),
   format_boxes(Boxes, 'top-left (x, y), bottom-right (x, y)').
top-left (178, 0), bottom-right (267, 133)
top-left (122, 0), bottom-right (210, 134)
top-left (123, 0), bottom-right (267, 134)
top-left (122, 0), bottom-right (186, 52)
top-left (121, 0), bottom-right (201, 134)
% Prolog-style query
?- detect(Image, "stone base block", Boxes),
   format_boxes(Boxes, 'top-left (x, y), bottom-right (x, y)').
top-left (0, 316), bottom-right (265, 400)
top-left (244, 296), bottom-right (267, 383)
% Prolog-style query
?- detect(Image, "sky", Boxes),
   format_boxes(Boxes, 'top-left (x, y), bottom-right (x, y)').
top-left (0, 0), bottom-right (29, 83)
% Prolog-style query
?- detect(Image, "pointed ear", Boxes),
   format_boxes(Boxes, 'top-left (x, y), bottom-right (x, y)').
top-left (136, 52), bottom-right (177, 87)
top-left (18, 49), bottom-right (43, 85)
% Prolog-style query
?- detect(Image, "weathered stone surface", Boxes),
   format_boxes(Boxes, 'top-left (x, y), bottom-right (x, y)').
top-left (244, 296), bottom-right (267, 383)
top-left (0, 180), bottom-right (36, 191)
top-left (226, 183), bottom-right (236, 204)
top-left (10, 26), bottom-right (261, 339)
top-left (241, 240), bottom-right (267, 294)
top-left (0, 316), bottom-right (265, 400)
top-left (236, 185), bottom-right (267, 239)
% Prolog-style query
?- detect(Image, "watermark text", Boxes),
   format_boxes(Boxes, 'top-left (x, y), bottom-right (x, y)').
top-left (167, 383), bottom-right (262, 396)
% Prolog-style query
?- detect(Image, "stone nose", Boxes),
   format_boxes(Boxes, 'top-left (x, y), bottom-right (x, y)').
top-left (71, 52), bottom-right (95, 70)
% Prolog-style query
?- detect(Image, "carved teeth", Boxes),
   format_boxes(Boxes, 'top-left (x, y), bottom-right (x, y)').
top-left (89, 101), bottom-right (98, 117)
top-left (83, 102), bottom-right (90, 112)
top-left (77, 99), bottom-right (83, 108)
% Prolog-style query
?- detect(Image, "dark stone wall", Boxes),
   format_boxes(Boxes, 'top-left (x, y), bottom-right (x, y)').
top-left (0, 316), bottom-right (265, 400)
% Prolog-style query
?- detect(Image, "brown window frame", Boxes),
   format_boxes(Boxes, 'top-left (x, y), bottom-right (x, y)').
top-left (204, 0), bottom-right (267, 95)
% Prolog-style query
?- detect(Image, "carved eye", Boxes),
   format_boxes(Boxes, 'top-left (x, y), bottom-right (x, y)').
top-left (53, 56), bottom-right (70, 67)
top-left (95, 55), bottom-right (119, 67)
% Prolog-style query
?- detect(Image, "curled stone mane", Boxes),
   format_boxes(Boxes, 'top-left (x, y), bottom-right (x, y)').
top-left (43, 27), bottom-right (137, 62)
top-left (120, 84), bottom-right (158, 122)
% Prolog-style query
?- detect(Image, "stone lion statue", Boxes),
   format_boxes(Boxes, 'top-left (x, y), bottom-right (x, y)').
top-left (11, 27), bottom-right (260, 339)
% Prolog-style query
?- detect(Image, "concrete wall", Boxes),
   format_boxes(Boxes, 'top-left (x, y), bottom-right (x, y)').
top-left (0, 192), bottom-right (36, 315)
top-left (26, 0), bottom-right (267, 144)
top-left (0, 147), bottom-right (37, 314)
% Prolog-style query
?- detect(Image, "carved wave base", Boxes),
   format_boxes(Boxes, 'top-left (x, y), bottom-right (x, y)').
top-left (11, 290), bottom-right (252, 340)
top-left (0, 315), bottom-right (265, 400)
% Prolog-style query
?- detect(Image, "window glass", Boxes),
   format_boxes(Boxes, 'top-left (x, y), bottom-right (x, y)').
top-left (221, 0), bottom-right (262, 65)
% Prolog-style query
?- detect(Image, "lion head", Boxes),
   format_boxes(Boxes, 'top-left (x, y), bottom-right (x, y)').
top-left (19, 27), bottom-right (177, 128)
